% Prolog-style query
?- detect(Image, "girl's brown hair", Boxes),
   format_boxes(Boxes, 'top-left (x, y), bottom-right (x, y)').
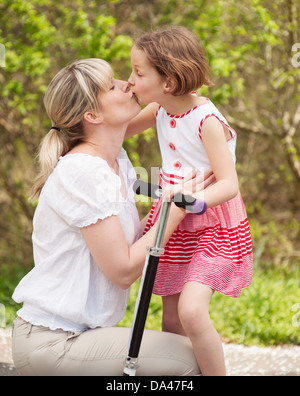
top-left (134, 26), bottom-right (212, 95)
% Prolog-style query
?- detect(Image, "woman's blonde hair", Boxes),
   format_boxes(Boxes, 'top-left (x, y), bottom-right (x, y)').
top-left (134, 26), bottom-right (212, 95)
top-left (30, 58), bottom-right (113, 200)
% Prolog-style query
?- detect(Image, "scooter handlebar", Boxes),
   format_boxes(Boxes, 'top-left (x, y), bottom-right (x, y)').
top-left (133, 180), bottom-right (207, 215)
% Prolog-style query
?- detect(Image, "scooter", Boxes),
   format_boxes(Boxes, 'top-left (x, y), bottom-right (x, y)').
top-left (123, 180), bottom-right (206, 376)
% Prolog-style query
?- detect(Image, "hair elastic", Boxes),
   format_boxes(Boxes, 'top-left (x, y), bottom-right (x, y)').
top-left (51, 126), bottom-right (61, 132)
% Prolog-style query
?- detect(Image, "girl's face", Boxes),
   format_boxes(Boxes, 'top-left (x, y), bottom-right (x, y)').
top-left (128, 46), bottom-right (166, 106)
top-left (99, 78), bottom-right (141, 125)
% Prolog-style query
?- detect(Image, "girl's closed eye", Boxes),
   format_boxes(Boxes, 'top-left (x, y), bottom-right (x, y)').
top-left (134, 69), bottom-right (142, 77)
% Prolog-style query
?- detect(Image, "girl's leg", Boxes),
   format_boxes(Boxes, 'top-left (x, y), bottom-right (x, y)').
top-left (178, 281), bottom-right (226, 376)
top-left (162, 293), bottom-right (186, 336)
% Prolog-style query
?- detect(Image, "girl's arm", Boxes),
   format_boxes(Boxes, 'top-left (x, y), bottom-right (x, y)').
top-left (125, 102), bottom-right (159, 139)
top-left (198, 116), bottom-right (239, 207)
top-left (80, 203), bottom-right (185, 290)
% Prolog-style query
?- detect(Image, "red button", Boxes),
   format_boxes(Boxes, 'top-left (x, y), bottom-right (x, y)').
top-left (173, 161), bottom-right (182, 170)
top-left (169, 142), bottom-right (176, 151)
top-left (170, 119), bottom-right (176, 128)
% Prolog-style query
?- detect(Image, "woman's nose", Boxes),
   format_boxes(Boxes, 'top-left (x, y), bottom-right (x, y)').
top-left (117, 80), bottom-right (130, 93)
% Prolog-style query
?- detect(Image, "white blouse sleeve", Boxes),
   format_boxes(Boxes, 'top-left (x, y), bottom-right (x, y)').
top-left (49, 155), bottom-right (123, 228)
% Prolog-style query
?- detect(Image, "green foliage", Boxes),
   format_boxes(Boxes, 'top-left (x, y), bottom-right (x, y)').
top-left (0, 0), bottom-right (133, 269)
top-left (211, 268), bottom-right (300, 346)
top-left (117, 280), bottom-right (162, 331)
top-left (0, 264), bottom-right (26, 325)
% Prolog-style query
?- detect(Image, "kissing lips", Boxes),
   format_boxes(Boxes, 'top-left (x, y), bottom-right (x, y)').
top-left (132, 93), bottom-right (139, 104)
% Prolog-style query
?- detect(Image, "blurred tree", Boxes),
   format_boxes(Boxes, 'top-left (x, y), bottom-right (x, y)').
top-left (103, 0), bottom-right (300, 210)
top-left (0, 0), bottom-right (133, 268)
top-left (0, 0), bottom-right (299, 271)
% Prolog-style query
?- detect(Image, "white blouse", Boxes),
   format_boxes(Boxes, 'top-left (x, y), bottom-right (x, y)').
top-left (13, 149), bottom-right (140, 332)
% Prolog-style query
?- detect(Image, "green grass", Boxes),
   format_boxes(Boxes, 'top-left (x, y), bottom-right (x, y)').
top-left (117, 281), bottom-right (163, 331)
top-left (118, 268), bottom-right (300, 347)
top-left (1, 264), bottom-right (299, 347)
top-left (210, 268), bottom-right (300, 346)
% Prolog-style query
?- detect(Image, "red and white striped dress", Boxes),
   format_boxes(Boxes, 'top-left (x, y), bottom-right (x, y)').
top-left (144, 98), bottom-right (253, 298)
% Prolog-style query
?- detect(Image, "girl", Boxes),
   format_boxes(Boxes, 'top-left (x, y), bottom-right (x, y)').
top-left (127, 27), bottom-right (253, 376)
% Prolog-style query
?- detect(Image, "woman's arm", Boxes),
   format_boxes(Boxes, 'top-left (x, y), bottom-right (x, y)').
top-left (80, 203), bottom-right (185, 290)
top-left (125, 102), bottom-right (158, 139)
top-left (197, 116), bottom-right (239, 207)
top-left (80, 166), bottom-right (217, 290)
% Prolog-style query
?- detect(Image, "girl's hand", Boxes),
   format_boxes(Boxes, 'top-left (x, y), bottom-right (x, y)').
top-left (162, 168), bottom-right (216, 201)
top-left (180, 168), bottom-right (216, 196)
top-left (163, 168), bottom-right (215, 219)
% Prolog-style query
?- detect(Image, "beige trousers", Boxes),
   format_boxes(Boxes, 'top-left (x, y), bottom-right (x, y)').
top-left (12, 318), bottom-right (200, 376)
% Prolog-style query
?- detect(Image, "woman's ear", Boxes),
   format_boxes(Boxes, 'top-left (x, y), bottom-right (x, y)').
top-left (163, 77), bottom-right (177, 94)
top-left (83, 111), bottom-right (103, 125)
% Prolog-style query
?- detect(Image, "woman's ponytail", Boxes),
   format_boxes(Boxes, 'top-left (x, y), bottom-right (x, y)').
top-left (30, 128), bottom-right (70, 200)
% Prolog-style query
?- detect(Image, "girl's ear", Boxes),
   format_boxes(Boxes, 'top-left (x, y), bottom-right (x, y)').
top-left (163, 77), bottom-right (177, 94)
top-left (83, 111), bottom-right (103, 125)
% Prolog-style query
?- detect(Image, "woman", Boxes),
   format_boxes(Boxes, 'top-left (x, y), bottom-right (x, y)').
top-left (11, 59), bottom-right (203, 376)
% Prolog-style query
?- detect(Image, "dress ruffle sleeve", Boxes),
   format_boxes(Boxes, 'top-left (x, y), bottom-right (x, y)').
top-left (47, 155), bottom-right (123, 228)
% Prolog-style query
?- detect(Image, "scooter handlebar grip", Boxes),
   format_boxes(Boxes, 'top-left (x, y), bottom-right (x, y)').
top-left (133, 180), bottom-right (207, 215)
top-left (133, 180), bottom-right (162, 200)
top-left (173, 193), bottom-right (207, 215)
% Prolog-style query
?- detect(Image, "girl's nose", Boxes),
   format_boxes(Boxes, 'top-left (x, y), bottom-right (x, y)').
top-left (128, 73), bottom-right (134, 86)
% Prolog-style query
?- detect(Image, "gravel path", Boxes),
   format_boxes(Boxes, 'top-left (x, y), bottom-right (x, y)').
top-left (1, 328), bottom-right (299, 376)
top-left (0, 328), bottom-right (17, 376)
